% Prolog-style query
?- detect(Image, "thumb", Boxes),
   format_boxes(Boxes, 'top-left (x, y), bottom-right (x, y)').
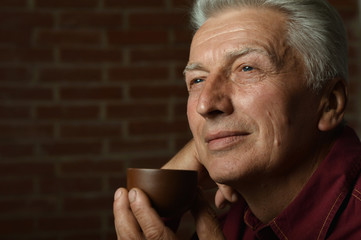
top-left (191, 190), bottom-right (225, 240)
top-left (129, 188), bottom-right (177, 240)
top-left (215, 184), bottom-right (239, 209)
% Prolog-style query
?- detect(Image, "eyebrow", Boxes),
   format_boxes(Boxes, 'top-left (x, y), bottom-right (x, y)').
top-left (183, 47), bottom-right (272, 76)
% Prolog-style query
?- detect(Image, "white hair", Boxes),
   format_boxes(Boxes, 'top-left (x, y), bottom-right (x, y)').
top-left (190, 0), bottom-right (348, 91)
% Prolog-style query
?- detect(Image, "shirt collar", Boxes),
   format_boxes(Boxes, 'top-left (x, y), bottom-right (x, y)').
top-left (233, 126), bottom-right (361, 239)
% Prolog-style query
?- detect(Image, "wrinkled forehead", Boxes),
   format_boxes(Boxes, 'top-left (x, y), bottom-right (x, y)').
top-left (189, 7), bottom-right (290, 65)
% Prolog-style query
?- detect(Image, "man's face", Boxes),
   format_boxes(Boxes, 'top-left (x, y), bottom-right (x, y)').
top-left (185, 8), bottom-right (323, 186)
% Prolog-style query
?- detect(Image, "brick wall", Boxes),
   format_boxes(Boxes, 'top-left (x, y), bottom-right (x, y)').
top-left (0, 0), bottom-right (359, 239)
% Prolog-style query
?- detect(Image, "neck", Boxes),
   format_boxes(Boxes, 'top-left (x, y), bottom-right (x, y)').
top-left (237, 132), bottom-right (336, 223)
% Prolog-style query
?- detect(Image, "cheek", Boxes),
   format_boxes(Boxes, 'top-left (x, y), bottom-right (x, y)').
top-left (242, 88), bottom-right (291, 144)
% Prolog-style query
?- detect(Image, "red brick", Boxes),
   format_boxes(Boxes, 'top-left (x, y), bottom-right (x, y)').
top-left (175, 63), bottom-right (187, 79)
top-left (35, 0), bottom-right (98, 8)
top-left (175, 136), bottom-right (192, 151)
top-left (129, 119), bottom-right (189, 135)
top-left (106, 102), bottom-right (168, 119)
top-left (109, 138), bottom-right (168, 153)
top-left (0, 142), bottom-right (34, 157)
top-left (59, 12), bottom-right (123, 29)
top-left (60, 48), bottom-right (123, 62)
top-left (349, 62), bottom-right (360, 77)
top-left (348, 45), bottom-right (359, 59)
top-left (0, 197), bottom-right (57, 214)
top-left (0, 47), bottom-right (53, 62)
top-left (0, 124), bottom-right (53, 139)
top-left (129, 12), bottom-right (187, 28)
top-left (108, 176), bottom-right (126, 190)
top-left (36, 105), bottom-right (99, 120)
top-left (36, 30), bottom-right (101, 46)
top-left (130, 47), bottom-right (189, 63)
top-left (0, 218), bottom-right (34, 235)
top-left (60, 159), bottom-right (123, 174)
top-left (39, 67), bottom-right (102, 82)
top-left (0, 162), bottom-right (55, 177)
top-left (63, 233), bottom-right (103, 240)
top-left (329, 0), bottom-right (358, 9)
top-left (63, 195), bottom-right (112, 212)
top-left (0, 87), bottom-right (53, 101)
top-left (60, 124), bottom-right (123, 138)
top-left (38, 215), bottom-right (101, 231)
top-left (107, 30), bottom-right (168, 45)
top-left (172, 0), bottom-right (193, 8)
top-left (0, 30), bottom-right (32, 46)
top-left (0, 178), bottom-right (34, 195)
top-left (129, 84), bottom-right (187, 99)
top-left (39, 177), bottom-right (103, 194)
top-left (41, 141), bottom-right (102, 156)
top-left (336, 8), bottom-right (358, 21)
top-left (126, 155), bottom-right (171, 169)
top-left (60, 86), bottom-right (123, 100)
top-left (104, 0), bottom-right (163, 8)
top-left (0, 0), bottom-right (27, 7)
top-left (0, 11), bottom-right (53, 29)
top-left (0, 67), bottom-right (31, 82)
top-left (174, 29), bottom-right (193, 44)
top-left (174, 101), bottom-right (187, 117)
top-left (0, 105), bottom-right (31, 119)
top-left (108, 66), bottom-right (168, 81)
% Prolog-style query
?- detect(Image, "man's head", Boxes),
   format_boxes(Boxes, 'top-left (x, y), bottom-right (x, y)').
top-left (184, 0), bottom-right (348, 188)
top-left (190, 0), bottom-right (348, 91)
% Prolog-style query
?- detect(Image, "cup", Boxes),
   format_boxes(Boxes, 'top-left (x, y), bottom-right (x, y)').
top-left (127, 168), bottom-right (198, 217)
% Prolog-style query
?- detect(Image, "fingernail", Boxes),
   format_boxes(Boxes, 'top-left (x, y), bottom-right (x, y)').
top-left (231, 193), bottom-right (238, 202)
top-left (128, 189), bottom-right (137, 203)
top-left (114, 189), bottom-right (122, 200)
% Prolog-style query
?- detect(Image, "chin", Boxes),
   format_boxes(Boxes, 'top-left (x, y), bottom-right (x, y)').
top-left (208, 167), bottom-right (239, 185)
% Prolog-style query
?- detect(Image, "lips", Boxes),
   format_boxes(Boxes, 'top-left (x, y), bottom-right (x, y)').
top-left (205, 131), bottom-right (249, 151)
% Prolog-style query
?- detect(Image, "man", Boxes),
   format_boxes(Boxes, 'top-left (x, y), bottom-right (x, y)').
top-left (114, 0), bottom-right (361, 239)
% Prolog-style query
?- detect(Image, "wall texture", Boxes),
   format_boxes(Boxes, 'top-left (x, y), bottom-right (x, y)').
top-left (0, 0), bottom-right (359, 239)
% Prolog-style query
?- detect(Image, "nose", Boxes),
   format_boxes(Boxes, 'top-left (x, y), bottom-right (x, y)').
top-left (196, 75), bottom-right (234, 119)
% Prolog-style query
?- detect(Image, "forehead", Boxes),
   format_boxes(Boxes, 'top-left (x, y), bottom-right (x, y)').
top-left (189, 7), bottom-right (289, 65)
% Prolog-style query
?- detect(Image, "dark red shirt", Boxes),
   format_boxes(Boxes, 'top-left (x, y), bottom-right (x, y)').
top-left (221, 126), bottom-right (361, 239)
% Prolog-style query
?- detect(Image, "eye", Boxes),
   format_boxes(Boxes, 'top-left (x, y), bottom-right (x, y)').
top-left (193, 78), bottom-right (204, 84)
top-left (242, 66), bottom-right (254, 72)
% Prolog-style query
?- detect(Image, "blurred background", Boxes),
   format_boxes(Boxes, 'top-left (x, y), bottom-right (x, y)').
top-left (0, 0), bottom-right (359, 239)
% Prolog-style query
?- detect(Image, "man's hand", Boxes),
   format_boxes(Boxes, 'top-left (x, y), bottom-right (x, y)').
top-left (113, 187), bottom-right (228, 240)
top-left (113, 188), bottom-right (177, 240)
top-left (162, 139), bottom-right (240, 209)
top-left (215, 184), bottom-right (239, 209)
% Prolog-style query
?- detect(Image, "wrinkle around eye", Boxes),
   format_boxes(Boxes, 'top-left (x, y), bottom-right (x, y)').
top-left (185, 76), bottom-right (205, 92)
top-left (230, 69), bottom-right (265, 85)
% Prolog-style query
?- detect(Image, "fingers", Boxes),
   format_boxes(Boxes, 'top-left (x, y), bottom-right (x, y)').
top-left (192, 191), bottom-right (225, 240)
top-left (113, 188), bottom-right (177, 240)
top-left (162, 139), bottom-right (201, 170)
top-left (215, 184), bottom-right (239, 209)
top-left (162, 140), bottom-right (216, 189)
top-left (113, 188), bottom-right (143, 240)
top-left (128, 188), bottom-right (177, 240)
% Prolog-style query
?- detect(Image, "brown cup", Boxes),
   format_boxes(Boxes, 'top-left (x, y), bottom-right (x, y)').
top-left (127, 168), bottom-right (198, 217)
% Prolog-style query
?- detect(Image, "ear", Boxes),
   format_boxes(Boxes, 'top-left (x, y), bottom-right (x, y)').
top-left (318, 78), bottom-right (348, 132)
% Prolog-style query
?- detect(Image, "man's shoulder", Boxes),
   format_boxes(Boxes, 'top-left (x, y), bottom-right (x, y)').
top-left (352, 169), bottom-right (361, 204)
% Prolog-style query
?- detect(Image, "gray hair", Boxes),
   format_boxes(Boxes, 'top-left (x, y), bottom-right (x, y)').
top-left (190, 0), bottom-right (348, 91)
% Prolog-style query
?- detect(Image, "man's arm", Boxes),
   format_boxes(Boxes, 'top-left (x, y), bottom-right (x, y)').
top-left (113, 140), bottom-right (238, 239)
top-left (162, 139), bottom-right (239, 209)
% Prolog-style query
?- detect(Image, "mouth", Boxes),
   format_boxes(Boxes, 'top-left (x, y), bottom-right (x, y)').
top-left (205, 131), bottom-right (249, 151)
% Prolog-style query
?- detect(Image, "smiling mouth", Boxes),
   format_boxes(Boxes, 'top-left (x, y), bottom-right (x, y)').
top-left (205, 132), bottom-right (249, 151)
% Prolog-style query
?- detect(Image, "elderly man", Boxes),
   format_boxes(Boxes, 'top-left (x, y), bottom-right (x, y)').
top-left (113, 0), bottom-right (361, 239)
